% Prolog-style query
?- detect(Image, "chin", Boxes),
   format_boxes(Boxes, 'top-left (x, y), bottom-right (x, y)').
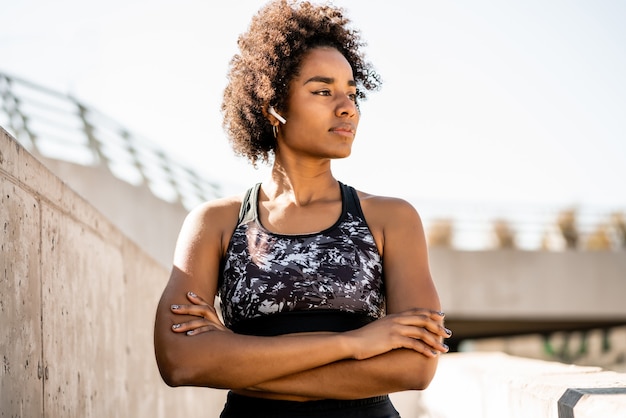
top-left (333, 144), bottom-right (354, 159)
top-left (328, 148), bottom-right (352, 159)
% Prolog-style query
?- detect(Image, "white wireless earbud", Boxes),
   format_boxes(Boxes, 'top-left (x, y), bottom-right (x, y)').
top-left (268, 106), bottom-right (287, 124)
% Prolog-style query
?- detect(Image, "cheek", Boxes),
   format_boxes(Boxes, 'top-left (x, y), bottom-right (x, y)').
top-left (280, 118), bottom-right (316, 143)
top-left (285, 107), bottom-right (323, 132)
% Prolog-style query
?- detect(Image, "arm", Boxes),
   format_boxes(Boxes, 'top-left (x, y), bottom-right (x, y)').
top-left (171, 301), bottom-right (447, 398)
top-left (169, 195), bottom-right (450, 398)
top-left (249, 349), bottom-right (438, 400)
top-left (154, 197), bottom-right (445, 390)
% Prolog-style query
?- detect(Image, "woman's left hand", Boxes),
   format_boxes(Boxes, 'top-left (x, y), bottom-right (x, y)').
top-left (170, 291), bottom-right (232, 336)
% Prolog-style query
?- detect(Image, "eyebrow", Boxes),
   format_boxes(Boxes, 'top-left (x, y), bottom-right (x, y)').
top-left (304, 76), bottom-right (356, 87)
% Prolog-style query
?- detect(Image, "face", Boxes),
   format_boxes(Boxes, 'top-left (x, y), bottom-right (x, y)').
top-left (275, 46), bottom-right (360, 161)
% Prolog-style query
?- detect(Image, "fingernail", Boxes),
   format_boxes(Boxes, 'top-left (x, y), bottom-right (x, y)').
top-left (171, 305), bottom-right (180, 310)
top-left (172, 324), bottom-right (181, 329)
top-left (442, 343), bottom-right (449, 351)
top-left (445, 328), bottom-right (452, 336)
top-left (188, 291), bottom-right (197, 298)
top-left (431, 350), bottom-right (439, 356)
top-left (186, 330), bottom-right (194, 336)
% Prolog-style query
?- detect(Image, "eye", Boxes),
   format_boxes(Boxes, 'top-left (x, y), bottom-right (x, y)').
top-left (348, 93), bottom-right (358, 102)
top-left (314, 90), bottom-right (331, 96)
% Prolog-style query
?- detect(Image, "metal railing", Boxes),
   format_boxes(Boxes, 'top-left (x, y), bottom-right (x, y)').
top-left (0, 71), bottom-right (221, 210)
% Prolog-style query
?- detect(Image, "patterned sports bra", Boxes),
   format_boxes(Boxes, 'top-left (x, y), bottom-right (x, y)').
top-left (218, 182), bottom-right (385, 336)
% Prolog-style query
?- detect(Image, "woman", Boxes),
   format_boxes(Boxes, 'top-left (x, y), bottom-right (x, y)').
top-left (154, 1), bottom-right (451, 416)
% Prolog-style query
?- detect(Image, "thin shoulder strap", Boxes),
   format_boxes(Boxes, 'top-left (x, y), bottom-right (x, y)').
top-left (339, 181), bottom-right (365, 219)
top-left (237, 183), bottom-right (261, 224)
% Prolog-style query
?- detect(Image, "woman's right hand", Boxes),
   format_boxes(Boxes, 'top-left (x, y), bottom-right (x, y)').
top-left (170, 291), bottom-right (232, 336)
top-left (344, 308), bottom-right (451, 360)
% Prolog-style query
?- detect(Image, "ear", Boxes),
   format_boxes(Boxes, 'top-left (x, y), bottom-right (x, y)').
top-left (262, 103), bottom-right (277, 125)
top-left (263, 103), bottom-right (287, 125)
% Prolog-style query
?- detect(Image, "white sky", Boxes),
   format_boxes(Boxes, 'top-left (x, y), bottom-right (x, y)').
top-left (2, 0), bottom-right (625, 246)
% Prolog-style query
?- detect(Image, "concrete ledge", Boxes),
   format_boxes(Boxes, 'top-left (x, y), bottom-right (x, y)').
top-left (418, 352), bottom-right (626, 418)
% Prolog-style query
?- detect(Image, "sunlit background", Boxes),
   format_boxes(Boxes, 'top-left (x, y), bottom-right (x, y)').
top-left (2, 0), bottom-right (625, 250)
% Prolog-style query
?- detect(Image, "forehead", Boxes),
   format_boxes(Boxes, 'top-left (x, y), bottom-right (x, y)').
top-left (296, 47), bottom-right (354, 81)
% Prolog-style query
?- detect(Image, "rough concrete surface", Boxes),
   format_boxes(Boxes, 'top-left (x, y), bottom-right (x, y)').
top-left (1, 126), bottom-right (227, 416)
top-left (1, 160), bottom-right (44, 416)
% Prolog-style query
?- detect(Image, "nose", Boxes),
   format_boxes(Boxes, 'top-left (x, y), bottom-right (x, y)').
top-left (335, 94), bottom-right (358, 118)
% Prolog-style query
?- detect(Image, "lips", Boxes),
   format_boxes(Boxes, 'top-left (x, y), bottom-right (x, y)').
top-left (329, 123), bottom-right (356, 135)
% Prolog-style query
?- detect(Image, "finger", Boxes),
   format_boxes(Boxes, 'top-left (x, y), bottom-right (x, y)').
top-left (420, 323), bottom-right (452, 344)
top-left (403, 307), bottom-right (446, 321)
top-left (399, 335), bottom-right (443, 358)
top-left (186, 291), bottom-right (210, 305)
top-left (419, 334), bottom-right (449, 353)
top-left (172, 316), bottom-right (231, 333)
top-left (170, 303), bottom-right (197, 316)
top-left (383, 319), bottom-right (448, 352)
top-left (396, 324), bottom-right (450, 353)
top-left (394, 312), bottom-right (440, 331)
top-left (185, 325), bottom-right (219, 336)
top-left (421, 321), bottom-right (452, 340)
top-left (184, 323), bottom-right (231, 335)
top-left (171, 318), bottom-right (211, 333)
top-left (397, 311), bottom-right (451, 339)
top-left (171, 303), bottom-right (220, 321)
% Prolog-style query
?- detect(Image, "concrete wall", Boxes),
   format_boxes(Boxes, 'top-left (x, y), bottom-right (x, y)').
top-left (0, 127), bottom-right (227, 416)
top-left (35, 156), bottom-right (189, 269)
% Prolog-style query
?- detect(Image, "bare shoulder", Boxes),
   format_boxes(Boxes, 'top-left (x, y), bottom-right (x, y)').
top-left (185, 193), bottom-right (244, 229)
top-left (174, 192), bottom-right (246, 266)
top-left (356, 190), bottom-right (422, 227)
top-left (353, 189), bottom-right (425, 257)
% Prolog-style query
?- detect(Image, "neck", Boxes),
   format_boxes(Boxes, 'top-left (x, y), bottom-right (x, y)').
top-left (264, 156), bottom-right (338, 206)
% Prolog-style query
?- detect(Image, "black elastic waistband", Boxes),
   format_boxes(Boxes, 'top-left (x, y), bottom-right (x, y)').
top-left (230, 310), bottom-right (375, 336)
top-left (225, 391), bottom-right (391, 413)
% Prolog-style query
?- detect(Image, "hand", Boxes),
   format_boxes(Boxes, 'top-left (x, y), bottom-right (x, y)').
top-left (170, 291), bottom-right (232, 336)
top-left (344, 308), bottom-right (451, 360)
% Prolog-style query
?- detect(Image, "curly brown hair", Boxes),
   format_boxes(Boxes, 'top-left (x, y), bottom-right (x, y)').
top-left (221, 0), bottom-right (382, 166)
